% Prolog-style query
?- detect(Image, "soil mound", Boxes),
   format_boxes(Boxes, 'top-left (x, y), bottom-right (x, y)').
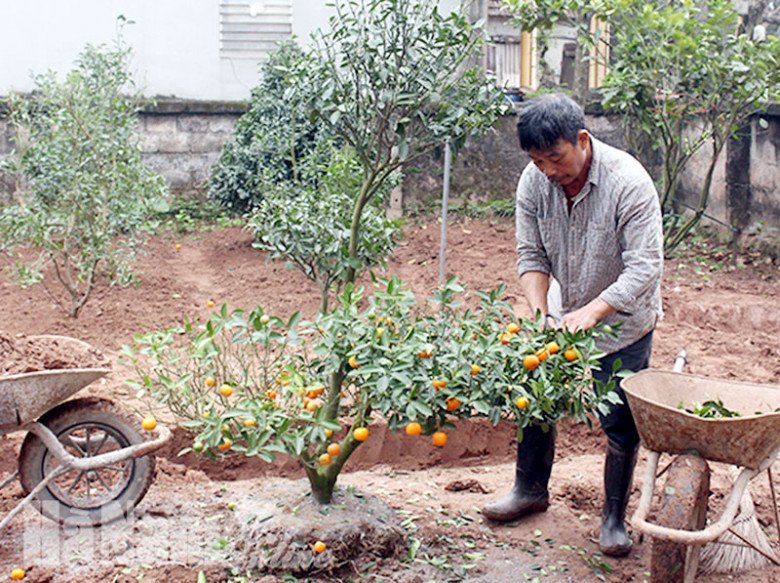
top-left (0, 331), bottom-right (110, 375)
top-left (231, 480), bottom-right (405, 577)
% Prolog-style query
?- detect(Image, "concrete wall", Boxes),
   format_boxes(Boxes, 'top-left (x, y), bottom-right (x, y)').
top-left (1, 100), bottom-right (778, 253)
top-left (676, 106), bottom-right (780, 250)
top-left (401, 110), bottom-right (629, 207)
top-left (751, 106), bottom-right (780, 232)
top-left (678, 122), bottom-right (729, 221)
top-left (0, 100), bottom-right (245, 202)
top-left (0, 0), bottom-right (334, 101)
top-left (0, 101), bottom-right (626, 204)
top-left (2, 1), bottom-right (240, 100)
top-left (138, 102), bottom-right (245, 198)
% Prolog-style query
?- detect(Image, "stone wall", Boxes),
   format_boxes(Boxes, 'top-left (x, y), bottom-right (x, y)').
top-left (139, 101), bottom-right (245, 199)
top-left (1, 98), bottom-right (778, 254)
top-left (750, 105), bottom-right (780, 236)
top-left (400, 109), bottom-right (629, 209)
top-left (0, 99), bottom-right (244, 203)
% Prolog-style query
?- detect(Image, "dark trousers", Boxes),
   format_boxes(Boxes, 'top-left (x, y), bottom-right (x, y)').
top-left (594, 331), bottom-right (654, 450)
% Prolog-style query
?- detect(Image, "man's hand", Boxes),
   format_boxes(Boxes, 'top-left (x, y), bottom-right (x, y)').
top-left (560, 298), bottom-right (616, 332)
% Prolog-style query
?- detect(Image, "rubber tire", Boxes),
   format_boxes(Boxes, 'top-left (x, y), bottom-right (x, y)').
top-left (650, 454), bottom-right (710, 583)
top-left (18, 397), bottom-right (156, 527)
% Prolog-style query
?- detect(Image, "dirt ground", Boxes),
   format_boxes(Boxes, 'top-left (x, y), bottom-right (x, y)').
top-left (0, 217), bottom-right (779, 582)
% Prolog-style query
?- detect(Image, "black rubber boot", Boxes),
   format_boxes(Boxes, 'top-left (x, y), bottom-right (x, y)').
top-left (599, 439), bottom-right (639, 557)
top-left (481, 424), bottom-right (555, 522)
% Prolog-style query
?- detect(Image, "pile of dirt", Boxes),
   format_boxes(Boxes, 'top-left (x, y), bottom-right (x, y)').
top-left (0, 331), bottom-right (110, 375)
top-left (230, 480), bottom-right (405, 577)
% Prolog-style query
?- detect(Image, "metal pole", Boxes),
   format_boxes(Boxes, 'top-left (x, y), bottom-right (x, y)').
top-left (439, 141), bottom-right (452, 286)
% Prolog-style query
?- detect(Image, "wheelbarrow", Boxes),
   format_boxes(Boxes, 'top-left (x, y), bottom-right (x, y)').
top-left (622, 365), bottom-right (780, 581)
top-left (0, 335), bottom-right (171, 528)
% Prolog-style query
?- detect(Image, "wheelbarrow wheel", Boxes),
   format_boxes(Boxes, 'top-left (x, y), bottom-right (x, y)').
top-left (18, 397), bottom-right (156, 527)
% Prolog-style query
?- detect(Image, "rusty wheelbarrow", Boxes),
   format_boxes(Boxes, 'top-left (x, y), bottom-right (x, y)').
top-left (0, 335), bottom-right (171, 528)
top-left (622, 366), bottom-right (780, 581)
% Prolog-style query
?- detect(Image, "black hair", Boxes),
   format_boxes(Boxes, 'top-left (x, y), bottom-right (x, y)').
top-left (517, 93), bottom-right (586, 151)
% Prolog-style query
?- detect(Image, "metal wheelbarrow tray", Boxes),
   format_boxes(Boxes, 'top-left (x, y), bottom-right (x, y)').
top-left (623, 369), bottom-right (780, 470)
top-left (621, 369), bottom-right (780, 546)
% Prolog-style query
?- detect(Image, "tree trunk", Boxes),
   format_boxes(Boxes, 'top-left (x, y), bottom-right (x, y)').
top-left (665, 138), bottom-right (725, 251)
top-left (318, 282), bottom-right (329, 314)
top-left (303, 423), bottom-right (364, 504)
top-left (305, 465), bottom-right (338, 504)
top-left (572, 13), bottom-right (594, 103)
top-left (726, 121), bottom-right (752, 256)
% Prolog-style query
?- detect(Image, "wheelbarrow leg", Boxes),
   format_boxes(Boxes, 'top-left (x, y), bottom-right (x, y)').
top-left (0, 465), bottom-right (67, 531)
top-left (0, 470), bottom-right (19, 491)
top-left (650, 454), bottom-right (710, 583)
top-left (768, 467), bottom-right (780, 544)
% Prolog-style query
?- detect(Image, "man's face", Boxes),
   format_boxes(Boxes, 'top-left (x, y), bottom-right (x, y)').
top-left (527, 130), bottom-right (590, 188)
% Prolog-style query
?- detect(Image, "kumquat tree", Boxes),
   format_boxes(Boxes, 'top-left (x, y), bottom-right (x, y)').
top-left (124, 277), bottom-right (622, 504)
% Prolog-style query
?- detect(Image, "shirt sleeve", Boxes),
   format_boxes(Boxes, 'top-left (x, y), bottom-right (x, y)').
top-left (598, 175), bottom-right (663, 314)
top-left (515, 167), bottom-right (552, 277)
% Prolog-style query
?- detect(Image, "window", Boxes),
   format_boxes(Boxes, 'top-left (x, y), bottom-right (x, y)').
top-left (487, 36), bottom-right (522, 89)
top-left (220, 0), bottom-right (293, 60)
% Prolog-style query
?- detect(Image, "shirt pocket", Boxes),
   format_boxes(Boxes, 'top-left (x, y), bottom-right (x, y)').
top-left (587, 219), bottom-right (620, 260)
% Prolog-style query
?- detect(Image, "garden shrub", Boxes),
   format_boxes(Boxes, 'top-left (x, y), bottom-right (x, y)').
top-left (208, 41), bottom-right (339, 214)
top-left (0, 36), bottom-right (166, 318)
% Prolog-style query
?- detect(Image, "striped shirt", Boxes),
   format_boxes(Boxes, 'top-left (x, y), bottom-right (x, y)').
top-left (515, 136), bottom-right (664, 354)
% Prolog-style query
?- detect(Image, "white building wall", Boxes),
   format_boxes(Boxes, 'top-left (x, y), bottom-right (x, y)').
top-left (0, 0), bottom-right (336, 101)
top-left (1, 1), bottom-right (228, 99)
top-left (0, 0), bottom-right (466, 101)
top-left (543, 25), bottom-right (577, 86)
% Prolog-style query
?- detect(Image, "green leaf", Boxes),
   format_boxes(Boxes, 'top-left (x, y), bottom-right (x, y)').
top-left (413, 401), bottom-right (434, 417)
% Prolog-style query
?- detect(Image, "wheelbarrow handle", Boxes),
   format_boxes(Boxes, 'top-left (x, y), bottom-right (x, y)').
top-left (672, 350), bottom-right (687, 373)
top-left (631, 450), bottom-right (760, 545)
top-left (24, 421), bottom-right (172, 472)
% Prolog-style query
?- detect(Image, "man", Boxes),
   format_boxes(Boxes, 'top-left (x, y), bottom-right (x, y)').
top-left (481, 93), bottom-right (663, 557)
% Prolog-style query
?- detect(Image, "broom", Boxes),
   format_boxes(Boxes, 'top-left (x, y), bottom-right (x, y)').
top-left (698, 480), bottom-right (779, 575)
top-left (671, 351), bottom-right (780, 575)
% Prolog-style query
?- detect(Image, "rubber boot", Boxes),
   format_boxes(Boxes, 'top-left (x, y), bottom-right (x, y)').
top-left (481, 424), bottom-right (555, 522)
top-left (599, 439), bottom-right (639, 557)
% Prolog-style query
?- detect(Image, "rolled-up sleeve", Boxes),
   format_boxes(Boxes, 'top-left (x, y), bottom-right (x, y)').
top-left (515, 170), bottom-right (552, 277)
top-left (598, 176), bottom-right (663, 314)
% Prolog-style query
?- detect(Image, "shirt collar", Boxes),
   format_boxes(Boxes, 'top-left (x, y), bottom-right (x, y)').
top-left (587, 135), bottom-right (604, 188)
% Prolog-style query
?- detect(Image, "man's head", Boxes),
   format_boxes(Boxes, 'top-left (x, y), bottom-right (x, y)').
top-left (517, 93), bottom-right (591, 188)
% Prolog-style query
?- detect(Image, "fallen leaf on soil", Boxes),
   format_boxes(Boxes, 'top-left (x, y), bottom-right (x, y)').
top-left (444, 479), bottom-right (491, 494)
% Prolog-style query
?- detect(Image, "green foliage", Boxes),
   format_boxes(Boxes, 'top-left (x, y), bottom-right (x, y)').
top-left (600, 0), bottom-right (780, 250)
top-left (125, 1), bottom-right (535, 508)
top-left (448, 198), bottom-right (516, 218)
top-left (208, 41), bottom-right (339, 214)
top-left (230, 0), bottom-right (507, 309)
top-left (311, 0), bottom-right (506, 167)
top-left (246, 147), bottom-right (401, 312)
top-left (316, 2), bottom-right (497, 156)
top-left (146, 197), bottom-right (241, 234)
top-left (125, 277), bottom-right (618, 503)
top-left (0, 35), bottom-right (166, 317)
top-left (504, 0), bottom-right (780, 252)
top-left (679, 399), bottom-right (742, 419)
top-left (308, 0), bottom-right (508, 283)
